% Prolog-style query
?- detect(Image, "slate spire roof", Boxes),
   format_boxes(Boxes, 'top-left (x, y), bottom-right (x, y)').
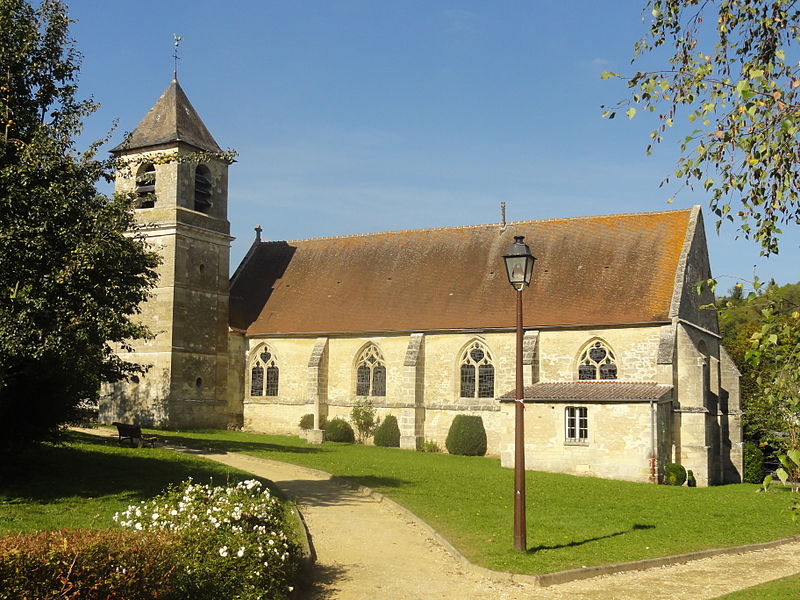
top-left (111, 78), bottom-right (221, 154)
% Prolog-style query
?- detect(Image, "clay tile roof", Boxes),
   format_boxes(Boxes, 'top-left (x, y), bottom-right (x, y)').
top-left (111, 79), bottom-right (222, 154)
top-left (229, 208), bottom-right (693, 335)
top-left (498, 381), bottom-right (673, 402)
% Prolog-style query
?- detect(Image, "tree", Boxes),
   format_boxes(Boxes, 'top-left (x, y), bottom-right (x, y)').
top-left (602, 0), bottom-right (800, 256)
top-left (350, 399), bottom-right (378, 444)
top-left (717, 282), bottom-right (800, 444)
top-left (0, 0), bottom-right (159, 449)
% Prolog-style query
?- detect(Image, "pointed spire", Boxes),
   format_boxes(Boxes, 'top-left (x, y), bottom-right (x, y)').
top-left (111, 79), bottom-right (222, 154)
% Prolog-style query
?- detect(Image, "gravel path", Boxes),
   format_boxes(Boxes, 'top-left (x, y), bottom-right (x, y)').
top-left (189, 449), bottom-right (800, 600)
top-left (74, 429), bottom-right (800, 599)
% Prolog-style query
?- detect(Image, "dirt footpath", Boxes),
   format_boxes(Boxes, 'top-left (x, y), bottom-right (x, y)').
top-left (193, 450), bottom-right (800, 600)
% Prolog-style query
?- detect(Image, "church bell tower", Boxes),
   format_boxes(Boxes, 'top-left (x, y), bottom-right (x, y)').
top-left (101, 79), bottom-right (234, 428)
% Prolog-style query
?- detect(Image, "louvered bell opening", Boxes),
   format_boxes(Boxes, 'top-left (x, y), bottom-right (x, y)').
top-left (194, 170), bottom-right (213, 213)
top-left (135, 166), bottom-right (156, 208)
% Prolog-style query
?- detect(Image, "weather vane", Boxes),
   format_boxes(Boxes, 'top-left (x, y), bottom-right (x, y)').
top-left (173, 33), bottom-right (183, 79)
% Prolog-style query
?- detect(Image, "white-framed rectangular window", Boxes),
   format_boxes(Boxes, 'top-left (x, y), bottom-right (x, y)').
top-left (565, 406), bottom-right (588, 443)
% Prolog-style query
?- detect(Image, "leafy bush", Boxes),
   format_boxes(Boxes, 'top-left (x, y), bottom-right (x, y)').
top-left (114, 479), bottom-right (300, 599)
top-left (744, 441), bottom-right (766, 484)
top-left (373, 415), bottom-right (400, 447)
top-left (0, 529), bottom-right (179, 600)
top-left (299, 414), bottom-right (326, 430)
top-left (351, 399), bottom-right (377, 443)
top-left (664, 462), bottom-right (687, 486)
top-left (445, 415), bottom-right (487, 456)
top-left (420, 439), bottom-right (441, 453)
top-left (687, 469), bottom-right (697, 487)
top-left (325, 418), bottom-right (355, 443)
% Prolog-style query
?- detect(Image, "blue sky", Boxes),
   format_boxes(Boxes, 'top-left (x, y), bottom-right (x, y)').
top-left (68, 0), bottom-right (798, 290)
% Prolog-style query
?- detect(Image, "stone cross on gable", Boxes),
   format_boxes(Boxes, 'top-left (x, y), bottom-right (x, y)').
top-left (255, 225), bottom-right (263, 242)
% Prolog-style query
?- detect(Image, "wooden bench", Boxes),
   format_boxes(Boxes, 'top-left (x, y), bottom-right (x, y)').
top-left (112, 422), bottom-right (157, 448)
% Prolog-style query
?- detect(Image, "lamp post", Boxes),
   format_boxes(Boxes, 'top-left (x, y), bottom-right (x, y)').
top-left (503, 235), bottom-right (535, 552)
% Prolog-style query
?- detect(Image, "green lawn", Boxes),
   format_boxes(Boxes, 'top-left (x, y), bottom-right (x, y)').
top-left (148, 428), bottom-right (800, 575)
top-left (0, 431), bottom-right (265, 532)
top-left (711, 573), bottom-right (800, 599)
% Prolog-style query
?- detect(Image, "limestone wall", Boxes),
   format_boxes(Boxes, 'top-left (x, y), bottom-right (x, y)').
top-left (242, 325), bottom-right (666, 454)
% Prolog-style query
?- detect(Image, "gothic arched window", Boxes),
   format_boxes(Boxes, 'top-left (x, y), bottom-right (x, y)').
top-left (194, 165), bottom-right (213, 213)
top-left (250, 347), bottom-right (279, 397)
top-left (135, 163), bottom-right (156, 208)
top-left (460, 341), bottom-right (495, 398)
top-left (355, 345), bottom-right (386, 397)
top-left (577, 340), bottom-right (618, 380)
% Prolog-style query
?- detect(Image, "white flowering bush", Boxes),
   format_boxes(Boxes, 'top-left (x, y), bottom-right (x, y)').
top-left (114, 479), bottom-right (300, 600)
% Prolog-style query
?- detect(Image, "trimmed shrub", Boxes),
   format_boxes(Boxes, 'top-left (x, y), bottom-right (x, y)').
top-left (373, 415), bottom-right (401, 447)
top-left (664, 462), bottom-right (687, 486)
top-left (0, 528), bottom-right (180, 600)
top-left (325, 418), bottom-right (355, 443)
top-left (687, 469), bottom-right (697, 487)
top-left (445, 415), bottom-right (487, 456)
top-left (743, 441), bottom-right (766, 484)
top-left (299, 414), bottom-right (325, 430)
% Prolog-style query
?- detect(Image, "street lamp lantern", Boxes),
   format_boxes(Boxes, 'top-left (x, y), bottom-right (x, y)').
top-left (503, 234), bottom-right (535, 552)
top-left (503, 235), bottom-right (535, 291)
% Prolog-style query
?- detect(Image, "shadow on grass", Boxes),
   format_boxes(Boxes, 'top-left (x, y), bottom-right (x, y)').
top-left (1, 432), bottom-right (252, 503)
top-left (528, 523), bottom-right (656, 554)
top-left (152, 430), bottom-right (325, 457)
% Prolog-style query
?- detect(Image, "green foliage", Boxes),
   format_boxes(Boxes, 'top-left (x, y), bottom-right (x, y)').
top-left (113, 479), bottom-right (300, 599)
top-left (324, 418), bottom-right (355, 443)
top-left (604, 1), bottom-right (800, 255)
top-left (0, 0), bottom-right (159, 449)
top-left (743, 441), bottom-right (767, 484)
top-left (420, 439), bottom-right (441, 453)
top-left (0, 529), bottom-right (180, 600)
top-left (373, 414), bottom-right (400, 447)
top-left (687, 469), bottom-right (697, 488)
top-left (663, 462), bottom-right (687, 486)
top-left (350, 399), bottom-right (377, 444)
top-left (298, 414), bottom-right (325, 430)
top-left (445, 415), bottom-right (487, 456)
top-left (716, 281), bottom-right (800, 450)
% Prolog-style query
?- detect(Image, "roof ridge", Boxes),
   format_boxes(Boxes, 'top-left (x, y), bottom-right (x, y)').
top-left (534, 380), bottom-right (668, 385)
top-left (260, 207), bottom-right (695, 245)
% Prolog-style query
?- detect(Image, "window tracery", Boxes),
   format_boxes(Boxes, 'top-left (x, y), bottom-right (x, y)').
top-left (355, 344), bottom-right (386, 397)
top-left (250, 346), bottom-right (279, 396)
top-left (459, 341), bottom-right (495, 398)
top-left (577, 340), bottom-right (617, 380)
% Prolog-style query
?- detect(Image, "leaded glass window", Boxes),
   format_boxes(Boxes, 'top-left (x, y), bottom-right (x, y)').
top-left (459, 341), bottom-right (494, 398)
top-left (250, 346), bottom-right (279, 397)
top-left (355, 345), bottom-right (386, 397)
top-left (577, 341), bottom-right (617, 380)
top-left (251, 365), bottom-right (264, 396)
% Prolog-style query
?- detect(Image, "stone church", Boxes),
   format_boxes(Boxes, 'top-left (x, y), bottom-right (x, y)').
top-left (101, 80), bottom-right (743, 486)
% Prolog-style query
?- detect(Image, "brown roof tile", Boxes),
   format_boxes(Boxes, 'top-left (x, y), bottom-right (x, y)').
top-left (498, 381), bottom-right (673, 402)
top-left (230, 209), bottom-right (693, 335)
